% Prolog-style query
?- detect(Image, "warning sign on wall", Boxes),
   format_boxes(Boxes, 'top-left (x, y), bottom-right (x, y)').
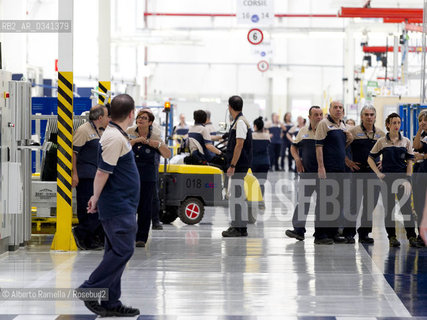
top-left (236, 0), bottom-right (274, 26)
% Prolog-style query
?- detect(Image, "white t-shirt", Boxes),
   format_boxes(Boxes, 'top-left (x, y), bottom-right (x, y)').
top-left (236, 119), bottom-right (248, 140)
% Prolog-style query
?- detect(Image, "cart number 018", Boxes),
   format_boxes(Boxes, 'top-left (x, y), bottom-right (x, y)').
top-left (186, 178), bottom-right (202, 189)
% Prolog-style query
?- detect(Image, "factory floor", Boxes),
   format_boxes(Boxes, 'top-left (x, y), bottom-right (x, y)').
top-left (0, 172), bottom-right (426, 320)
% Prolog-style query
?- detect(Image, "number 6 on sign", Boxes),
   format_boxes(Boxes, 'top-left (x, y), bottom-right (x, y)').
top-left (247, 28), bottom-right (263, 45)
top-left (257, 60), bottom-right (269, 72)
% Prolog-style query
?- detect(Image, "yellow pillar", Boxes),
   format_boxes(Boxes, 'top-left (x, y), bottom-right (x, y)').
top-left (52, 71), bottom-right (77, 251)
top-left (52, 0), bottom-right (76, 250)
top-left (98, 81), bottom-right (111, 104)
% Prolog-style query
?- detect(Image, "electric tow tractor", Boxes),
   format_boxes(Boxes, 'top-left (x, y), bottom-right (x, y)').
top-left (158, 163), bottom-right (264, 225)
top-left (157, 101), bottom-right (264, 225)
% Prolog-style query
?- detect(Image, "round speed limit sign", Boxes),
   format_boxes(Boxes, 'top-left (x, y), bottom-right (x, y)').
top-left (247, 28), bottom-right (264, 45)
top-left (257, 60), bottom-right (269, 72)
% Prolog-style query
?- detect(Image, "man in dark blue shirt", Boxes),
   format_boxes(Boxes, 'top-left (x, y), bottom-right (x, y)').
top-left (72, 104), bottom-right (109, 250)
top-left (285, 106), bottom-right (327, 242)
top-left (79, 94), bottom-right (140, 317)
top-left (222, 95), bottom-right (253, 237)
top-left (315, 101), bottom-right (353, 243)
top-left (266, 113), bottom-right (282, 171)
top-left (343, 105), bottom-right (385, 243)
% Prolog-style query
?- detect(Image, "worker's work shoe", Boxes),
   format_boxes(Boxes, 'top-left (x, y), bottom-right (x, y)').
top-left (222, 227), bottom-right (248, 237)
top-left (359, 235), bottom-right (374, 244)
top-left (83, 300), bottom-right (108, 317)
top-left (333, 234), bottom-right (347, 244)
top-left (345, 236), bottom-right (355, 244)
top-left (389, 236), bottom-right (401, 248)
top-left (314, 238), bottom-right (333, 245)
top-left (136, 241), bottom-right (146, 248)
top-left (104, 304), bottom-right (140, 317)
top-left (285, 229), bottom-right (305, 241)
top-left (72, 227), bottom-right (87, 250)
top-left (416, 236), bottom-right (426, 247)
top-left (409, 237), bottom-right (424, 248)
top-left (152, 223), bottom-right (163, 230)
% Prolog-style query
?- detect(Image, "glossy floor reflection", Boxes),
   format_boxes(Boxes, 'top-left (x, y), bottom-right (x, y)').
top-left (0, 172), bottom-right (426, 319)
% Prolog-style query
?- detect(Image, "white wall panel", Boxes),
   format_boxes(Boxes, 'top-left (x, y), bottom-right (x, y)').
top-left (2, 0), bottom-right (424, 123)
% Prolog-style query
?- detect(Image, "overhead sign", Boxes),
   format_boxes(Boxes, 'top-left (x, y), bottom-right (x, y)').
top-left (247, 28), bottom-right (263, 45)
top-left (257, 60), bottom-right (269, 72)
top-left (366, 80), bottom-right (380, 100)
top-left (236, 0), bottom-right (274, 26)
top-left (252, 42), bottom-right (272, 57)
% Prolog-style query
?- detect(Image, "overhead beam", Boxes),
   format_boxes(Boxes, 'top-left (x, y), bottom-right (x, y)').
top-left (363, 46), bottom-right (427, 53)
top-left (338, 7), bottom-right (423, 23)
top-left (143, 9), bottom-right (424, 23)
top-left (143, 12), bottom-right (336, 18)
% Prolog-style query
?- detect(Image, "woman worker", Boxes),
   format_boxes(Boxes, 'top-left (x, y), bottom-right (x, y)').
top-left (252, 116), bottom-right (270, 196)
top-left (127, 109), bottom-right (171, 247)
top-left (367, 113), bottom-right (421, 248)
top-left (413, 110), bottom-right (427, 247)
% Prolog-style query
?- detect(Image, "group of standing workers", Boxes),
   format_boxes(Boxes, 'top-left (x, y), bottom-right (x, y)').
top-left (285, 102), bottom-right (427, 248)
top-left (72, 106), bottom-right (169, 251)
top-left (71, 93), bottom-right (427, 317)
top-left (72, 94), bottom-right (257, 316)
top-left (265, 112), bottom-right (306, 172)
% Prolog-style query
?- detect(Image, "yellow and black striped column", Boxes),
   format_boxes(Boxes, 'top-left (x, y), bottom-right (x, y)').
top-left (51, 71), bottom-right (77, 251)
top-left (98, 81), bottom-right (110, 104)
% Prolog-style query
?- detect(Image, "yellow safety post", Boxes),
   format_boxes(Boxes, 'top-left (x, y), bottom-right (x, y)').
top-left (52, 0), bottom-right (76, 250)
top-left (51, 72), bottom-right (77, 251)
top-left (98, 81), bottom-right (111, 104)
top-left (244, 169), bottom-right (263, 202)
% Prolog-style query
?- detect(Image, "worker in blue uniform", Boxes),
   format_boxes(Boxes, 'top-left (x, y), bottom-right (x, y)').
top-left (72, 104), bottom-right (109, 250)
top-left (315, 101), bottom-right (353, 244)
top-left (413, 110), bottom-right (427, 247)
top-left (222, 95), bottom-right (253, 237)
top-left (368, 112), bottom-right (421, 248)
top-left (188, 109), bottom-right (223, 164)
top-left (266, 113), bottom-right (282, 171)
top-left (280, 112), bottom-right (294, 171)
top-left (251, 116), bottom-right (270, 196)
top-left (286, 116), bottom-right (306, 172)
top-left (174, 113), bottom-right (189, 136)
top-left (420, 191), bottom-right (427, 245)
top-left (127, 109), bottom-right (171, 248)
top-left (79, 94), bottom-right (140, 317)
top-left (285, 106), bottom-right (326, 243)
top-left (205, 110), bottom-right (222, 141)
top-left (343, 105), bottom-right (385, 244)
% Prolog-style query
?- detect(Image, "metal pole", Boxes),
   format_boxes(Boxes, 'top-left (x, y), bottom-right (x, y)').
top-left (164, 108), bottom-right (169, 170)
top-left (98, 0), bottom-right (111, 104)
top-left (344, 27), bottom-right (355, 107)
top-left (52, 0), bottom-right (76, 251)
top-left (385, 37), bottom-right (388, 83)
top-left (144, 0), bottom-right (148, 103)
top-left (421, 0), bottom-right (427, 103)
top-left (393, 36), bottom-right (398, 82)
top-left (161, 103), bottom-right (170, 215)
